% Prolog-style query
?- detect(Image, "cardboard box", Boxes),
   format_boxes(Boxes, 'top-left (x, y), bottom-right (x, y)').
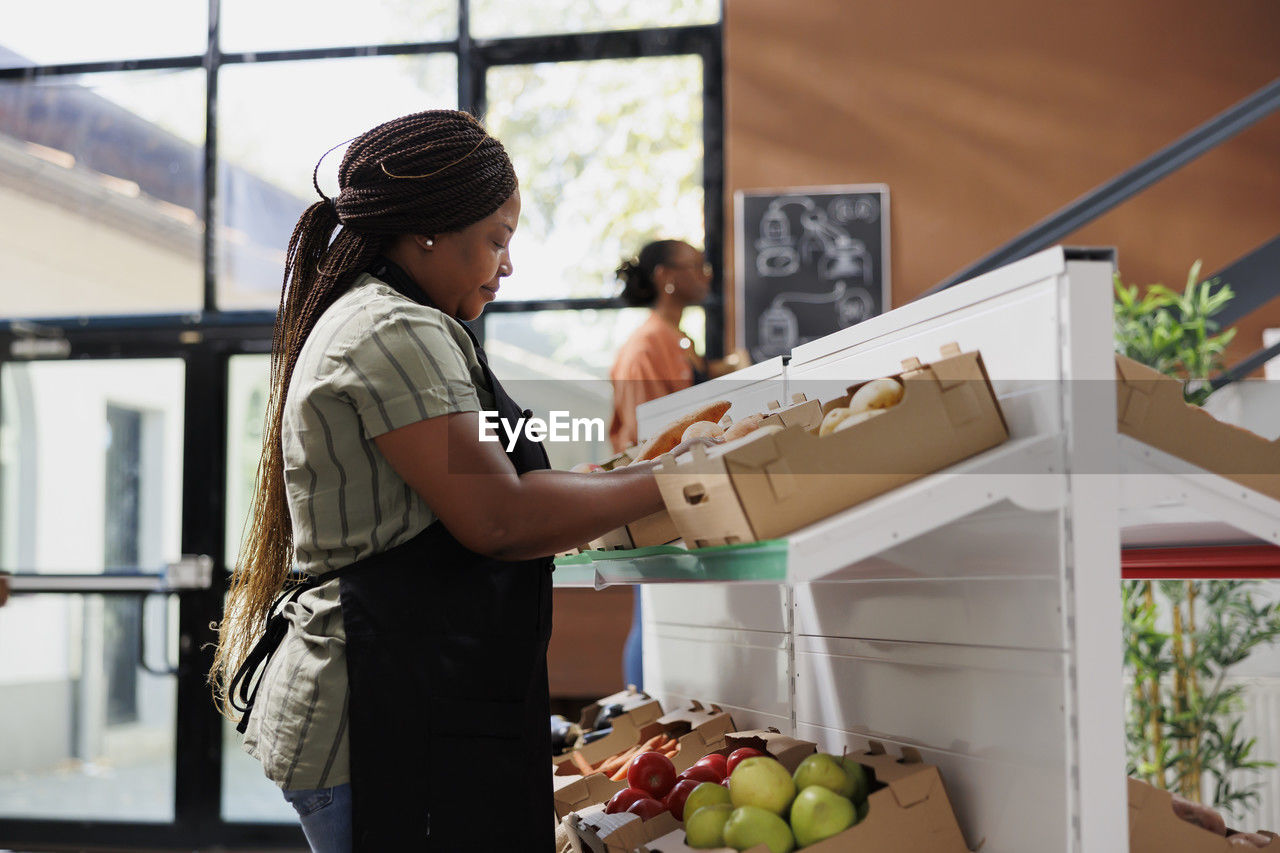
top-left (589, 508), bottom-right (682, 552)
top-left (567, 803), bottom-right (682, 853)
top-left (748, 393), bottom-right (824, 432)
top-left (588, 447), bottom-right (682, 551)
top-left (1128, 778), bottom-right (1278, 851)
top-left (718, 728), bottom-right (816, 773)
top-left (655, 345), bottom-right (1009, 546)
top-left (555, 701), bottom-right (736, 819)
top-left (648, 701), bottom-right (738, 774)
top-left (554, 695), bottom-right (665, 771)
top-left (642, 742), bottom-right (970, 853)
top-left (1116, 355), bottom-right (1280, 501)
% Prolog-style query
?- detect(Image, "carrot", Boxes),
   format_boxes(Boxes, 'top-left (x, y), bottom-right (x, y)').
top-left (598, 745), bottom-right (641, 778)
top-left (569, 750), bottom-right (594, 776)
top-left (610, 759), bottom-right (632, 782)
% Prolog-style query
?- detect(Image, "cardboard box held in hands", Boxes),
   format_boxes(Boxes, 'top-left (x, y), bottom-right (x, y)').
top-left (1128, 777), bottom-right (1278, 851)
top-left (588, 445), bottom-right (682, 551)
top-left (643, 741), bottom-right (971, 853)
top-left (654, 345), bottom-right (1009, 547)
top-left (1116, 355), bottom-right (1280, 502)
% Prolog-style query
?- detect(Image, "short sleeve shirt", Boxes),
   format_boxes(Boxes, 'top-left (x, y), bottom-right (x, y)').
top-left (241, 273), bottom-right (494, 790)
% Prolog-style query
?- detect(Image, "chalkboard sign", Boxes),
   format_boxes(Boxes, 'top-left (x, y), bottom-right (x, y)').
top-left (735, 185), bottom-right (889, 362)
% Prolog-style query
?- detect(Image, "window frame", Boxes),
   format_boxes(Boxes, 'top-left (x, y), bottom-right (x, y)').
top-left (0, 1), bottom-right (723, 847)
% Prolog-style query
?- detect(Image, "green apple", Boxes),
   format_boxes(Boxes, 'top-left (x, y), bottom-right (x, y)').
top-left (723, 805), bottom-right (796, 853)
top-left (856, 799), bottom-right (869, 823)
top-left (685, 803), bottom-right (733, 849)
top-left (838, 755), bottom-right (871, 803)
top-left (729, 756), bottom-right (796, 815)
top-left (793, 753), bottom-right (855, 798)
top-left (789, 786), bottom-right (857, 846)
top-left (684, 781), bottom-right (732, 823)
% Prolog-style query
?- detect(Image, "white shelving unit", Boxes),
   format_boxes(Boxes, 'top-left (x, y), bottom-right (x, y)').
top-left (558, 245), bottom-right (1279, 852)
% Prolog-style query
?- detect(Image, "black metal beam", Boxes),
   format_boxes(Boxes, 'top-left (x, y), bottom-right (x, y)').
top-left (1206, 234), bottom-right (1280, 328)
top-left (701, 27), bottom-right (726, 359)
top-left (922, 76), bottom-right (1280, 297)
top-left (1209, 338), bottom-right (1280, 390)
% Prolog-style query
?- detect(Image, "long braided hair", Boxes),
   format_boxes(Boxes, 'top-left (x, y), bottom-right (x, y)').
top-left (211, 110), bottom-right (517, 717)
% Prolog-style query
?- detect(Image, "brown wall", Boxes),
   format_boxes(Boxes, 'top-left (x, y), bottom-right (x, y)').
top-left (723, 0), bottom-right (1280, 362)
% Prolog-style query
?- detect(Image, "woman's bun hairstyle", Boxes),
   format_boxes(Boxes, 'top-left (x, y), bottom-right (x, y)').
top-left (617, 239), bottom-right (683, 307)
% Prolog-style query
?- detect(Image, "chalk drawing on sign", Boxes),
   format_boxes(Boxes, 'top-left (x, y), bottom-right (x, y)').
top-left (756, 281), bottom-right (873, 356)
top-left (754, 196), bottom-right (873, 282)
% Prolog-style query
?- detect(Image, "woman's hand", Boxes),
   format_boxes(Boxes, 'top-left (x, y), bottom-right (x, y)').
top-left (374, 412), bottom-right (666, 560)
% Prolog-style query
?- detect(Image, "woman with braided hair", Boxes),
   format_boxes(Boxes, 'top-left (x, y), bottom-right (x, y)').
top-left (211, 110), bottom-right (693, 851)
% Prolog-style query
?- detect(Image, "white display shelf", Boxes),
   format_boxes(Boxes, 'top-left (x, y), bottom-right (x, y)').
top-left (554, 433), bottom-right (1065, 589)
top-left (1118, 434), bottom-right (1280, 548)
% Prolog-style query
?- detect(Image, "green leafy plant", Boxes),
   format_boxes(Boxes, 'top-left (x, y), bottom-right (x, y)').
top-left (1117, 261), bottom-right (1278, 817)
top-left (1113, 259), bottom-right (1236, 405)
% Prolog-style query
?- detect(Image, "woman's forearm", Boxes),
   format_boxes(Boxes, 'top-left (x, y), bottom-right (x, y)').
top-left (483, 466), bottom-right (664, 560)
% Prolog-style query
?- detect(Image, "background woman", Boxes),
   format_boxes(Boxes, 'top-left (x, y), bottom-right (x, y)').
top-left (211, 110), bottom-right (697, 852)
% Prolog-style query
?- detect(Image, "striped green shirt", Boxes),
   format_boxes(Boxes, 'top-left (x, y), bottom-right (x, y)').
top-left (241, 273), bottom-right (495, 790)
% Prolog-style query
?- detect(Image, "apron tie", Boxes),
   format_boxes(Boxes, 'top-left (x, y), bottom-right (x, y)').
top-left (229, 580), bottom-right (313, 734)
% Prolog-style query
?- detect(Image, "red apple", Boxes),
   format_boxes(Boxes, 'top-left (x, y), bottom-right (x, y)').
top-left (693, 753), bottom-right (728, 779)
top-left (664, 778), bottom-right (702, 821)
top-left (678, 764), bottom-right (723, 786)
top-left (605, 787), bottom-right (653, 815)
top-left (627, 797), bottom-right (669, 822)
top-left (628, 751), bottom-right (677, 799)
top-left (726, 747), bottom-right (767, 775)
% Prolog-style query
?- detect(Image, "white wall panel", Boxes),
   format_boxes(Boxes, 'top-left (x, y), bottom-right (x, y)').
top-left (794, 636), bottom-right (1068, 765)
top-left (649, 624), bottom-right (791, 723)
top-left (644, 583), bottom-right (788, 634)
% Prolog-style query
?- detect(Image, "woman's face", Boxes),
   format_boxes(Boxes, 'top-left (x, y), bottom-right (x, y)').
top-left (418, 189), bottom-right (521, 322)
top-left (658, 242), bottom-right (712, 306)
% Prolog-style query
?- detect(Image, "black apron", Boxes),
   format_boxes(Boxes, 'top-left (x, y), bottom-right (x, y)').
top-left (233, 261), bottom-right (555, 850)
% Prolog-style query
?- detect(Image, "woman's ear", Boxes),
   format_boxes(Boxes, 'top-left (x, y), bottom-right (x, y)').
top-left (412, 234), bottom-right (436, 251)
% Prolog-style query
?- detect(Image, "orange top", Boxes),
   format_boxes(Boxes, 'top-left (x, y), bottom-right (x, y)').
top-left (609, 313), bottom-right (697, 452)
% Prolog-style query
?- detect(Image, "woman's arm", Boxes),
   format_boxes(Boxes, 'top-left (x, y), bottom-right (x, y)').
top-left (374, 411), bottom-right (666, 560)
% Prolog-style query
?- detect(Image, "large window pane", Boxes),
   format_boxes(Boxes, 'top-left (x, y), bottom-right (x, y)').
top-left (0, 71), bottom-right (205, 317)
top-left (471, 0), bottom-right (717, 38)
top-left (0, 360), bottom-right (185, 574)
top-left (225, 354), bottom-right (270, 567)
top-left (485, 56), bottom-right (705, 300)
top-left (220, 0), bottom-right (456, 53)
top-left (0, 593), bottom-right (177, 821)
top-left (0, 2), bottom-right (206, 68)
top-left (216, 55), bottom-right (457, 309)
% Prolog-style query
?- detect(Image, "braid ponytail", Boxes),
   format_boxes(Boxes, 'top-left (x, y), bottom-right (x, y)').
top-left (212, 110), bottom-right (516, 717)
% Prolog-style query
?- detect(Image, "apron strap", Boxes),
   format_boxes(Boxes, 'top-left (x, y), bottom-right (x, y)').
top-left (229, 581), bottom-right (313, 734)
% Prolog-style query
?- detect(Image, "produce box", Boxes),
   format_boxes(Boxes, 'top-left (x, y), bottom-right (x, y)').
top-left (554, 693), bottom-right (665, 771)
top-left (750, 393), bottom-right (824, 432)
top-left (566, 802), bottom-right (682, 853)
top-left (1128, 777), bottom-right (1278, 851)
top-left (589, 509), bottom-right (681, 552)
top-left (555, 701), bottom-right (736, 819)
top-left (655, 345), bottom-right (1008, 546)
top-left (555, 772), bottom-right (628, 821)
top-left (717, 728), bottom-right (816, 773)
top-left (642, 742), bottom-right (970, 853)
top-left (1116, 355), bottom-right (1280, 502)
top-left (650, 701), bottom-right (738, 775)
top-left (589, 446), bottom-right (682, 551)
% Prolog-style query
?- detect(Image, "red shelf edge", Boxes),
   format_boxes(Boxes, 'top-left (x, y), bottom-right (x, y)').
top-left (1121, 544), bottom-right (1280, 580)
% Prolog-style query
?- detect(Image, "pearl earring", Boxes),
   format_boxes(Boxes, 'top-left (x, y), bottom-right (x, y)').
top-left (424, 238), bottom-right (434, 247)
top-left (664, 283), bottom-right (675, 294)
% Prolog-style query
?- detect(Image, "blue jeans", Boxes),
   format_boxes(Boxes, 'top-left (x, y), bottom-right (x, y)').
top-left (283, 782), bottom-right (353, 853)
top-left (623, 589), bottom-right (644, 689)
